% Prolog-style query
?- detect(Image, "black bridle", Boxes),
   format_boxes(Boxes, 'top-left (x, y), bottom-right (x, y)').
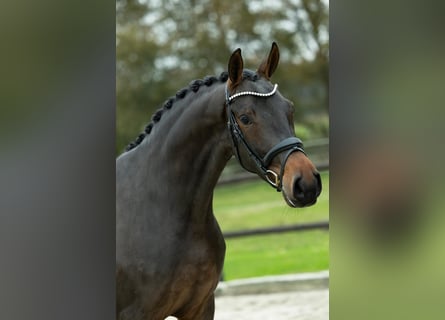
top-left (225, 83), bottom-right (306, 191)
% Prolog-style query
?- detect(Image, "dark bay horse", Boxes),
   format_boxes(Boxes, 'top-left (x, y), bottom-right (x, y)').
top-left (116, 43), bottom-right (321, 319)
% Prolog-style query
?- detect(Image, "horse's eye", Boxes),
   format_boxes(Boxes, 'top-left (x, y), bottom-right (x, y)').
top-left (239, 114), bottom-right (251, 125)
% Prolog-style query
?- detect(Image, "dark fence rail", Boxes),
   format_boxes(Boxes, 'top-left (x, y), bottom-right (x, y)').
top-left (220, 220), bottom-right (329, 281)
top-left (223, 221), bottom-right (329, 239)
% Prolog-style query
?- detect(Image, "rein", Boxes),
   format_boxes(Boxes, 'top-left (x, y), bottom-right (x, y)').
top-left (225, 83), bottom-right (306, 191)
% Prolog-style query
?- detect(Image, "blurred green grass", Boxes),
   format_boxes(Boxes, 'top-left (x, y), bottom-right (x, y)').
top-left (214, 171), bottom-right (329, 280)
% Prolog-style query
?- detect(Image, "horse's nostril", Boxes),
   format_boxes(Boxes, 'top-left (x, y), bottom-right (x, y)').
top-left (293, 177), bottom-right (305, 201)
top-left (292, 173), bottom-right (320, 205)
top-left (314, 171), bottom-right (322, 195)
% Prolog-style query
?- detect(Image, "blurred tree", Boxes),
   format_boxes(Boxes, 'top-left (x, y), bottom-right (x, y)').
top-left (116, 0), bottom-right (329, 154)
top-left (116, 0), bottom-right (148, 25)
top-left (300, 0), bottom-right (329, 109)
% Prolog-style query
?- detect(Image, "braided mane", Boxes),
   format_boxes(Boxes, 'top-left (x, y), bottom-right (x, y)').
top-left (125, 70), bottom-right (259, 152)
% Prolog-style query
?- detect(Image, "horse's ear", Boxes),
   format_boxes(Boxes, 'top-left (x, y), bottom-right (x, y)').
top-left (228, 48), bottom-right (243, 88)
top-left (257, 42), bottom-right (280, 79)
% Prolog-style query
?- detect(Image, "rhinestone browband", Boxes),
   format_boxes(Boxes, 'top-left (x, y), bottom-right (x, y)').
top-left (227, 84), bottom-right (278, 102)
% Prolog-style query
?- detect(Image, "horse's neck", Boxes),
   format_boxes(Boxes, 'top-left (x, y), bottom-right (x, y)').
top-left (125, 83), bottom-right (232, 223)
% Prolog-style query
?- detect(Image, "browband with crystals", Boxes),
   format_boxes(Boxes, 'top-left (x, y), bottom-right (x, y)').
top-left (226, 84), bottom-right (278, 103)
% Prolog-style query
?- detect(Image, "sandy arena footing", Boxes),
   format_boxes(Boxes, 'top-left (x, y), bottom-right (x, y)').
top-left (167, 271), bottom-right (329, 320)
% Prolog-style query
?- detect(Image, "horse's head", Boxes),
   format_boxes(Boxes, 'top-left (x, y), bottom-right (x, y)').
top-left (225, 42), bottom-right (321, 207)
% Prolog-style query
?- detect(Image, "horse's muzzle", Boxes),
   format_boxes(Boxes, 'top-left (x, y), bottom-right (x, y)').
top-left (290, 172), bottom-right (322, 207)
top-left (280, 153), bottom-right (322, 208)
